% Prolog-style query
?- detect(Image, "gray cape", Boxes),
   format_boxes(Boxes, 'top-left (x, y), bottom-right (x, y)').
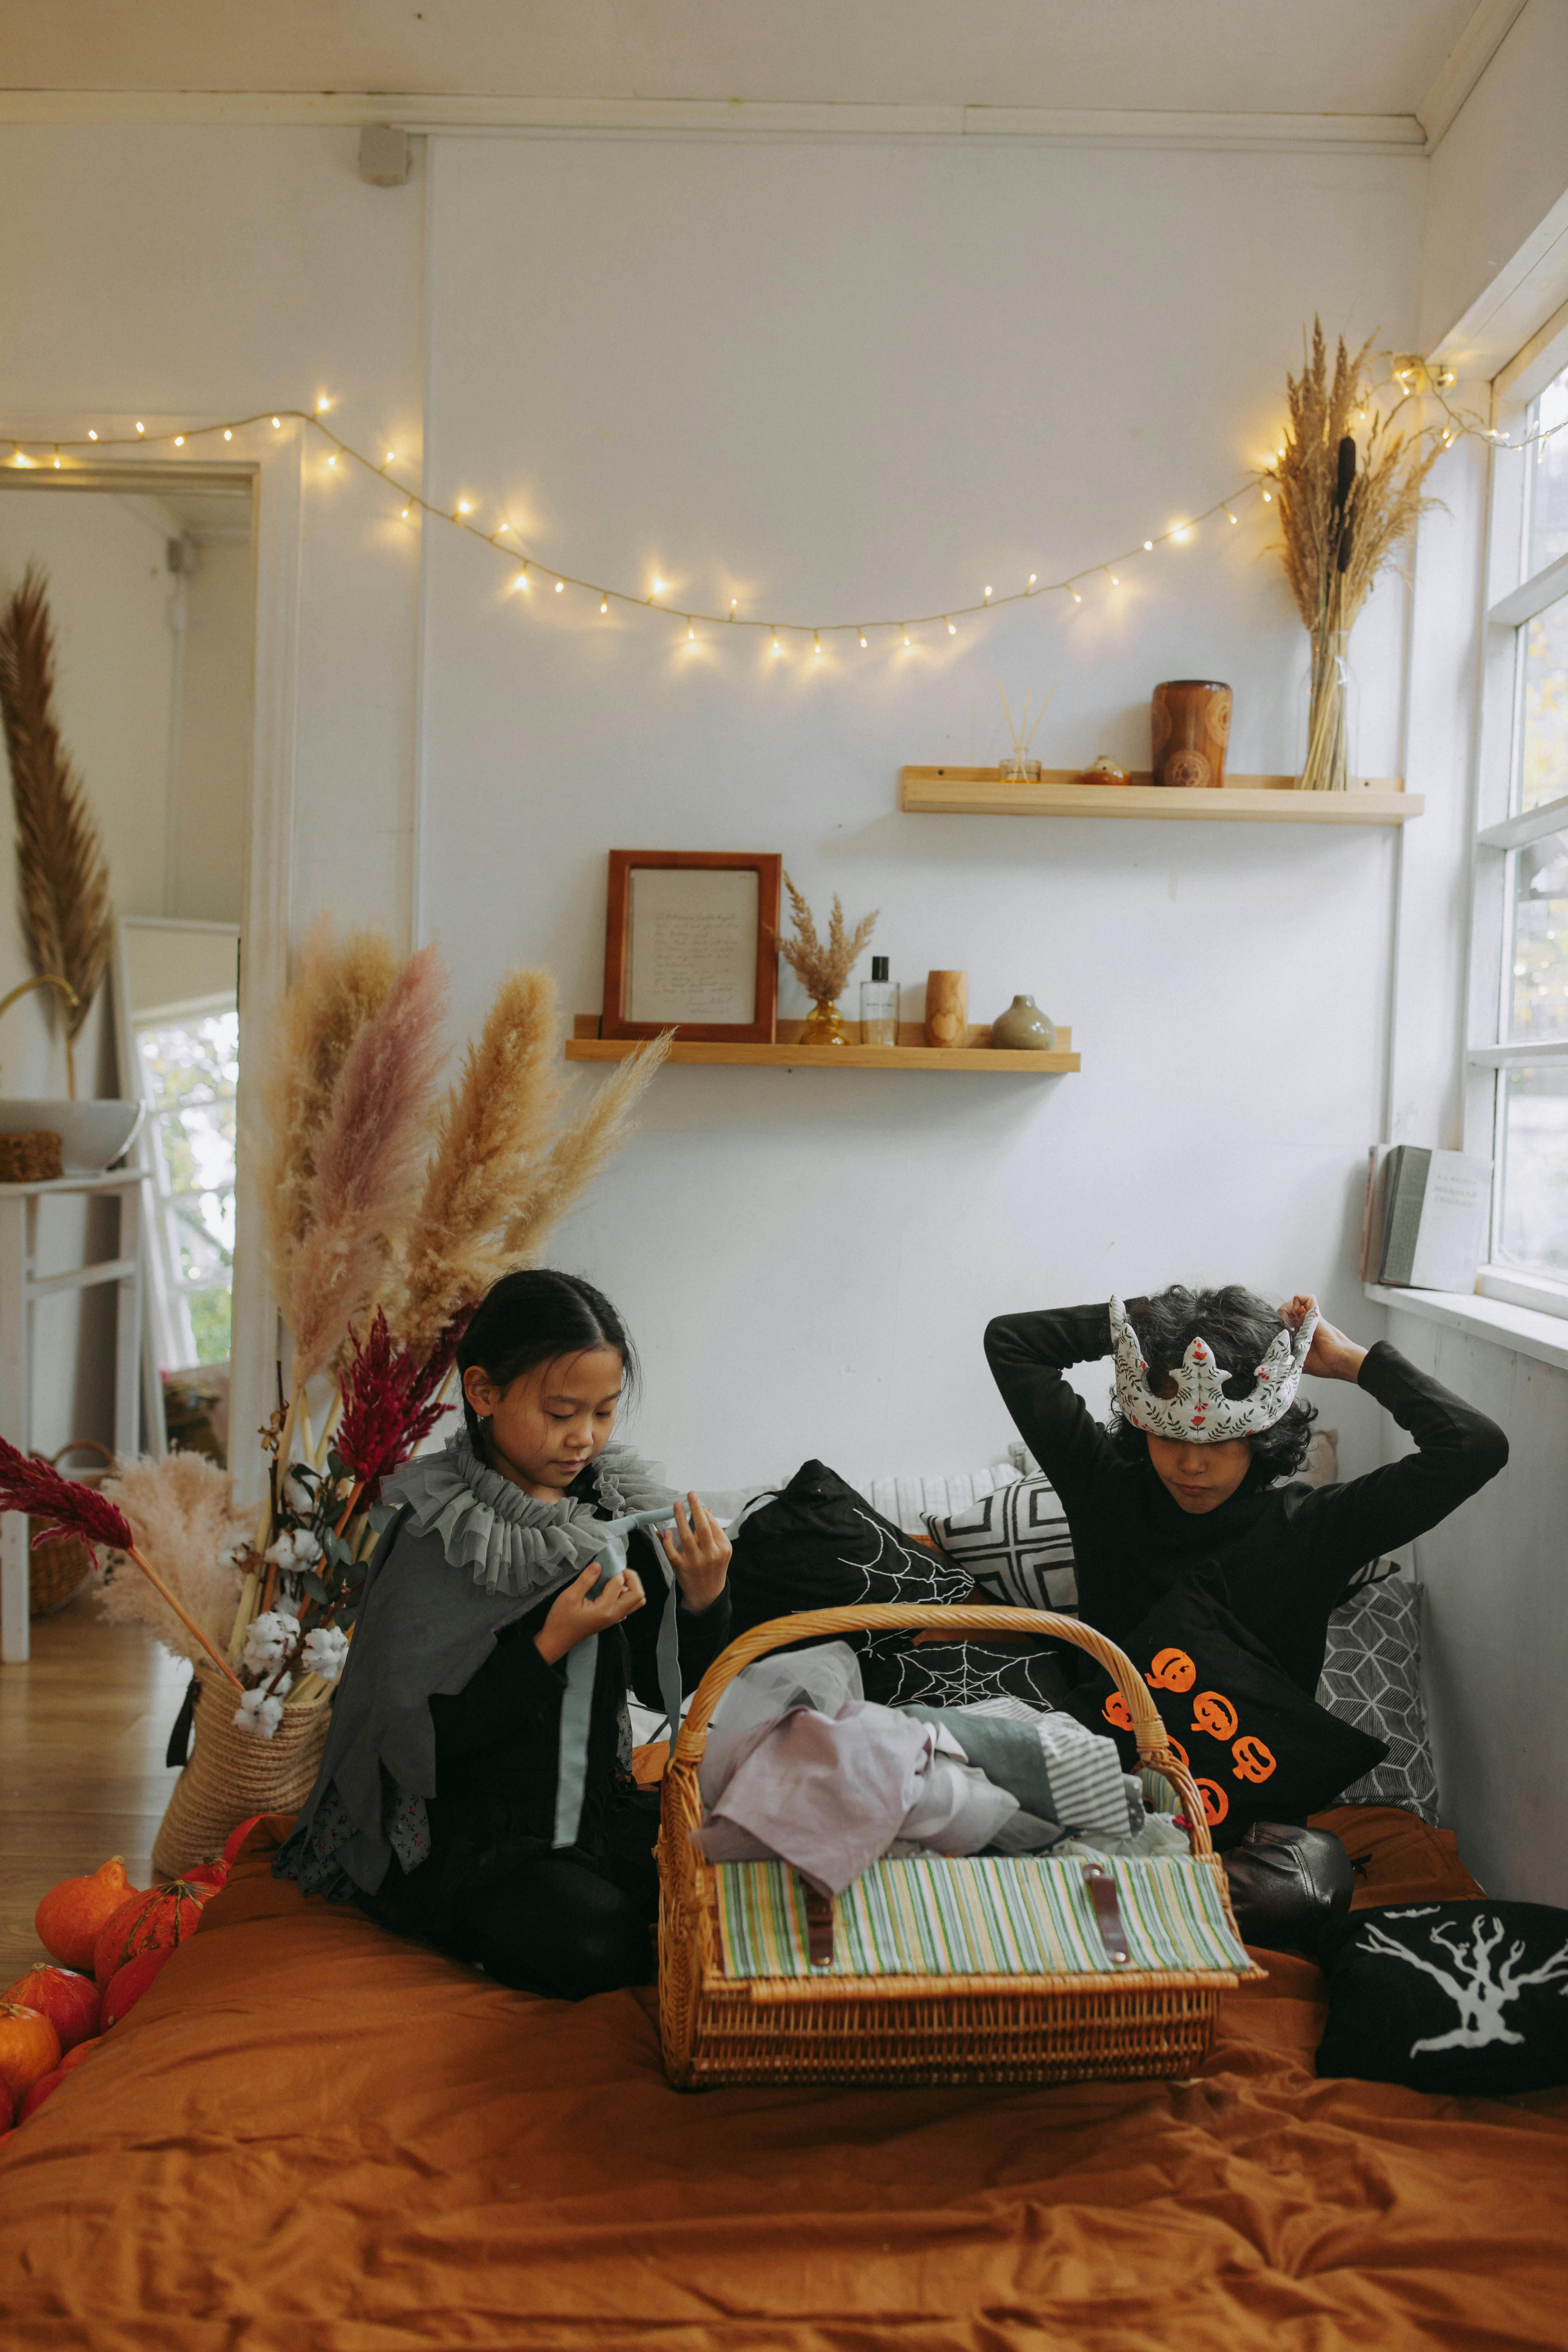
top-left (273, 1432), bottom-right (676, 1902)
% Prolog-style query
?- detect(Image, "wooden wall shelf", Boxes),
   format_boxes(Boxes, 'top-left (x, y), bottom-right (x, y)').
top-left (567, 1017), bottom-right (1079, 1074)
top-left (902, 766), bottom-right (1421, 825)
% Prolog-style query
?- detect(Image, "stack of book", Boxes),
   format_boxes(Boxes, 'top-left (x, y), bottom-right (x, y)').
top-left (1360, 1146), bottom-right (1492, 1292)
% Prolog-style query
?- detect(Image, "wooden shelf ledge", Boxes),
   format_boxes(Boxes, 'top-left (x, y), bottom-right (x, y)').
top-left (902, 766), bottom-right (1421, 825)
top-left (567, 1016), bottom-right (1079, 1074)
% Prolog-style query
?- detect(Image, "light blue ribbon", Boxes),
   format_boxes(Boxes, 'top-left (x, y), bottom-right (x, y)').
top-left (551, 1504), bottom-right (682, 1850)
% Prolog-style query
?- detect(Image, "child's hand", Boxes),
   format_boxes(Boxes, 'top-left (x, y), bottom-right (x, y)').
top-left (1278, 1294), bottom-right (1367, 1383)
top-left (534, 1562), bottom-right (646, 1665)
top-left (659, 1494), bottom-right (731, 1615)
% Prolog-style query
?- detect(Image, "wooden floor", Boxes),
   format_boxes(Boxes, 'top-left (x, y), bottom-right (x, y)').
top-left (0, 1598), bottom-right (188, 1981)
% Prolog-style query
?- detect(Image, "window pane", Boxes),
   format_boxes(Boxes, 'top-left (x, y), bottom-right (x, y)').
top-left (1525, 363), bottom-right (1568, 580)
top-left (1508, 826), bottom-right (1568, 1040)
top-left (1497, 1064), bottom-right (1568, 1276)
top-left (136, 1009), bottom-right (239, 1367)
top-left (1520, 592), bottom-right (1568, 812)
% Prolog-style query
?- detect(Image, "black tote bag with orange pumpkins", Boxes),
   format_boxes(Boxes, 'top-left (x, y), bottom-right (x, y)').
top-left (1061, 1581), bottom-right (1387, 1850)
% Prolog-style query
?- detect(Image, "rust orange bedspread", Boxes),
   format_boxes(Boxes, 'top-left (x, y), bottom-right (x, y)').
top-left (2, 1809), bottom-right (1565, 2350)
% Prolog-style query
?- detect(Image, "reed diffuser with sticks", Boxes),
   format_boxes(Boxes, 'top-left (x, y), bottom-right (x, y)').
top-left (1273, 323), bottom-right (1443, 791)
top-left (997, 682), bottom-right (1056, 780)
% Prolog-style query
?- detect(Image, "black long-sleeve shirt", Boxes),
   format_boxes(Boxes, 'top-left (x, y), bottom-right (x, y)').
top-left (984, 1302), bottom-right (1508, 1693)
top-left (386, 1520), bottom-right (731, 1928)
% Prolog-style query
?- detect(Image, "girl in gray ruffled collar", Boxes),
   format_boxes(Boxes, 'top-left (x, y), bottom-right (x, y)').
top-left (275, 1269), bottom-right (732, 2000)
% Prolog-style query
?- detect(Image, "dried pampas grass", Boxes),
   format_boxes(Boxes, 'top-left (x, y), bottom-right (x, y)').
top-left (502, 1028), bottom-right (672, 1265)
top-left (393, 967), bottom-right (565, 1362)
top-left (0, 564), bottom-right (113, 1096)
top-left (97, 1451), bottom-right (250, 1665)
top-left (284, 941), bottom-right (450, 1383)
top-left (259, 917), bottom-right (399, 1316)
top-left (774, 872), bottom-right (878, 1002)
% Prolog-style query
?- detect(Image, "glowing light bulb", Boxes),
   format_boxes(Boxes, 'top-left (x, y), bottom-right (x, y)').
top-left (317, 397), bottom-right (330, 413)
top-left (272, 417), bottom-right (281, 429)
top-left (813, 632), bottom-right (822, 656)
top-left (652, 577), bottom-right (667, 597)
top-left (984, 585), bottom-right (993, 600)
top-left (515, 569), bottom-right (528, 593)
top-left (135, 422), bottom-right (145, 435)
top-left (554, 579), bottom-right (564, 593)
top-left (327, 454), bottom-right (337, 468)
top-left (902, 628), bottom-right (911, 648)
top-left (401, 505), bottom-right (411, 519)
top-left (1144, 539), bottom-right (1153, 551)
top-left (729, 598), bottom-right (738, 616)
top-left (385, 450), bottom-right (395, 464)
top-left (1173, 524), bottom-right (1191, 541)
top-left (87, 430), bottom-right (97, 441)
top-left (1261, 489), bottom-right (1272, 503)
top-left (223, 429), bottom-right (232, 441)
top-left (496, 521), bottom-right (509, 533)
top-left (946, 618), bottom-right (956, 635)
top-left (1224, 508), bottom-right (1237, 524)
top-left (52, 455), bottom-right (60, 468)
top-left (858, 631), bottom-right (867, 647)
top-left (1028, 573), bottom-right (1037, 587)
top-left (771, 630), bottom-right (782, 657)
top-left (456, 499), bottom-right (471, 515)
top-left (1108, 572), bottom-right (1119, 586)
top-left (600, 595), bottom-right (609, 614)
top-left (1069, 587), bottom-right (1082, 604)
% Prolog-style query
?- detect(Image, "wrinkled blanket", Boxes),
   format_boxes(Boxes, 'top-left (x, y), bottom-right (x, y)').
top-left (1, 1805), bottom-right (1564, 2350)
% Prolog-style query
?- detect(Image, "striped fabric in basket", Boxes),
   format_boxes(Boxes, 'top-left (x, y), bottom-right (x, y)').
top-left (715, 1853), bottom-right (1248, 1979)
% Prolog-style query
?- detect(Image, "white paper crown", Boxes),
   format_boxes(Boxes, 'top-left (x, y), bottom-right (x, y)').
top-left (1109, 1295), bottom-right (1318, 1443)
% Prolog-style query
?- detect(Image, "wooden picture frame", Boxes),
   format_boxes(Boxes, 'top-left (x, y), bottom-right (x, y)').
top-left (601, 851), bottom-right (782, 1043)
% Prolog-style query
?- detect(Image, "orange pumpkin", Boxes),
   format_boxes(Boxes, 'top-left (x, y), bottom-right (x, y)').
top-left (19, 2067), bottom-right (67, 2123)
top-left (1, 1964), bottom-right (100, 2053)
top-left (1232, 1734), bottom-right (1277, 1784)
top-left (1190, 1689), bottom-right (1239, 1743)
top-left (1145, 1647), bottom-right (1196, 1694)
top-left (0, 2004), bottom-right (62, 2104)
top-left (1193, 1778), bottom-right (1230, 1827)
top-left (58, 2036), bottom-right (101, 2075)
top-left (1102, 1693), bottom-right (1134, 1731)
top-left (93, 1878), bottom-right (216, 1990)
top-left (101, 1949), bottom-right (172, 2029)
top-left (35, 1856), bottom-right (139, 1972)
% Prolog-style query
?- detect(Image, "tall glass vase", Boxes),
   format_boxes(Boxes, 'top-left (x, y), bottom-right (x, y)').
top-left (1299, 628), bottom-right (1358, 793)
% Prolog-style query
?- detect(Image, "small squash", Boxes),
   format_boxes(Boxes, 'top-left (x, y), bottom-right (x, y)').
top-left (101, 1949), bottom-right (172, 2029)
top-left (58, 2036), bottom-right (101, 2074)
top-left (93, 1878), bottom-right (216, 1990)
top-left (19, 2067), bottom-right (67, 2122)
top-left (0, 2003), bottom-right (62, 2105)
top-left (1, 1965), bottom-right (100, 2053)
top-left (35, 1857), bottom-right (139, 1972)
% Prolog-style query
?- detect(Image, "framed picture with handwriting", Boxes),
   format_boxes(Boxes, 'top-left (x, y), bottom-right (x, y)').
top-left (600, 851), bottom-right (782, 1043)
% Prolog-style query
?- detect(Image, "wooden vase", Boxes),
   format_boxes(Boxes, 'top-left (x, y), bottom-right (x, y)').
top-left (1151, 680), bottom-right (1233, 789)
top-left (924, 971), bottom-right (968, 1048)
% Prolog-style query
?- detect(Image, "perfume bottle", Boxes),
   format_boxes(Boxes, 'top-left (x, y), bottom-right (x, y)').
top-left (860, 956), bottom-right (899, 1047)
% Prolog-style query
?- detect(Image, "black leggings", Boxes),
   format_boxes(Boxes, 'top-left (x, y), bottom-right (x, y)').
top-left (451, 1849), bottom-right (659, 2001)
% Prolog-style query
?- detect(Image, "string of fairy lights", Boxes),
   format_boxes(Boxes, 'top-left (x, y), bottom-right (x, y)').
top-left (4, 361), bottom-right (1560, 655)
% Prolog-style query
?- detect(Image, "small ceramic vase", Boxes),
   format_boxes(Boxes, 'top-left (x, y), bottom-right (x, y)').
top-left (1151, 679), bottom-right (1233, 789)
top-left (803, 997), bottom-right (848, 1048)
top-left (990, 995), bottom-right (1057, 1051)
top-left (1078, 755), bottom-right (1129, 786)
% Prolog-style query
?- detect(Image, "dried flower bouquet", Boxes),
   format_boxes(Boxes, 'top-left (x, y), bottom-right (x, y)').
top-left (774, 874), bottom-right (878, 1003)
top-left (1272, 322), bottom-right (1444, 791)
top-left (69, 920), bottom-right (668, 1744)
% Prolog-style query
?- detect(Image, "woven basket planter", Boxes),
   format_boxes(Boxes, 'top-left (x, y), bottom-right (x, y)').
top-left (152, 1679), bottom-right (329, 1879)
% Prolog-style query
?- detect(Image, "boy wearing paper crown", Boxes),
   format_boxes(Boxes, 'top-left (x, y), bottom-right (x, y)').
top-left (984, 1288), bottom-right (1507, 1697)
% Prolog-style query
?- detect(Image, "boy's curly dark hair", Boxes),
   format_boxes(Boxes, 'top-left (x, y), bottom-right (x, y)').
top-left (1107, 1284), bottom-right (1318, 1485)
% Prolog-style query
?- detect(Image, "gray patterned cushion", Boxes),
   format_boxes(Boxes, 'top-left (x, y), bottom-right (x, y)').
top-left (922, 1474), bottom-right (1077, 1615)
top-left (1316, 1574), bottom-right (1438, 1823)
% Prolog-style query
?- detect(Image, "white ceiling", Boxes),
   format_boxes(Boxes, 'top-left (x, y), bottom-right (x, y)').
top-left (0, 1), bottom-right (1514, 133)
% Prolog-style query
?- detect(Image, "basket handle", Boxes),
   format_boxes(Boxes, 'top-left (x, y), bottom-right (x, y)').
top-left (669, 1603), bottom-right (1213, 1860)
top-left (34, 1438), bottom-right (115, 1473)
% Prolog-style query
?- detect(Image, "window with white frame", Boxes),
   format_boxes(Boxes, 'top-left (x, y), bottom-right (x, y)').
top-left (136, 1004), bottom-right (239, 1366)
top-left (1471, 342), bottom-right (1568, 1313)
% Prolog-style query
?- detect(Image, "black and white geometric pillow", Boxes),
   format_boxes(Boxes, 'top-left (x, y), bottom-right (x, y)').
top-left (1317, 1901), bottom-right (1568, 2095)
top-left (1316, 1574), bottom-right (1438, 1824)
top-left (923, 1473), bottom-right (1077, 1615)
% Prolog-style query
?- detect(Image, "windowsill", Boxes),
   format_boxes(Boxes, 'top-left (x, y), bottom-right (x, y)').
top-left (1364, 1282), bottom-right (1568, 1374)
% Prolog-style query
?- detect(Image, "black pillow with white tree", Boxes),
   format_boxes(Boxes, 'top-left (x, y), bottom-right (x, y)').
top-left (1317, 1901), bottom-right (1568, 2096)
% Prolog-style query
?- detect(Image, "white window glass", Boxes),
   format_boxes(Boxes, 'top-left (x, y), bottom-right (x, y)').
top-left (1524, 363), bottom-right (1568, 580)
top-left (1508, 824), bottom-right (1568, 1042)
top-left (136, 1009), bottom-right (239, 1365)
top-left (1496, 1065), bottom-right (1568, 1277)
top-left (1520, 592), bottom-right (1568, 813)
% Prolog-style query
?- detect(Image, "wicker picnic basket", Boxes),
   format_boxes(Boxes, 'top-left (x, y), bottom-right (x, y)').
top-left (29, 1439), bottom-right (114, 1617)
top-left (659, 1603), bottom-right (1263, 2089)
top-left (151, 1676), bottom-right (330, 1879)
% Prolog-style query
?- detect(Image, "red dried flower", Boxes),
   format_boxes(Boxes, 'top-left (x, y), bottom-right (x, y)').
top-left (335, 1310), bottom-right (466, 1501)
top-left (0, 1439), bottom-right (133, 1560)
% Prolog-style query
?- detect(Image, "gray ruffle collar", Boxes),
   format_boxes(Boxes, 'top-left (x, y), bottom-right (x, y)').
top-left (380, 1430), bottom-right (676, 1599)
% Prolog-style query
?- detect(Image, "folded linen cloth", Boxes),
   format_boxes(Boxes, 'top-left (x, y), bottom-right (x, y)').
top-left (903, 1704), bottom-right (1136, 1839)
top-left (691, 1700), bottom-right (1019, 1894)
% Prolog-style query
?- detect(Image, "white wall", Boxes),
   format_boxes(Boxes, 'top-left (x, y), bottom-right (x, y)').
top-left (418, 133), bottom-right (1422, 1484)
top-left (168, 536), bottom-right (253, 925)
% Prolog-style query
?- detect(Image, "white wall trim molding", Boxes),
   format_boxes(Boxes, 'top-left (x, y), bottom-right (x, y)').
top-left (0, 89), bottom-right (1427, 152)
top-left (1416, 0), bottom-right (1532, 151)
top-left (230, 423), bottom-right (303, 1509)
top-left (1365, 1281), bottom-right (1568, 1375)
